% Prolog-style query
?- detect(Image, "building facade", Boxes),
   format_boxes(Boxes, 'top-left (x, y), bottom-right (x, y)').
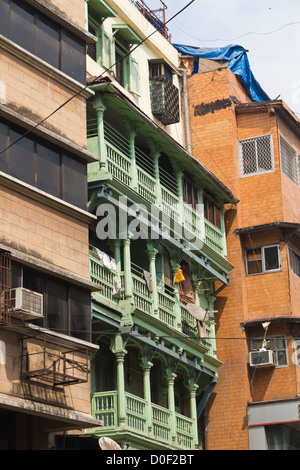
top-left (85, 0), bottom-right (237, 450)
top-left (179, 49), bottom-right (300, 449)
top-left (0, 0), bottom-right (101, 450)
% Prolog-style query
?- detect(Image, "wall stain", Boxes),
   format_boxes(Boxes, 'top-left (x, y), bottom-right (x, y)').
top-left (194, 98), bottom-right (232, 117)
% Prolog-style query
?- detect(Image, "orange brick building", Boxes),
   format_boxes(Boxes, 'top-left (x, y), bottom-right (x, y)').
top-left (180, 53), bottom-right (300, 449)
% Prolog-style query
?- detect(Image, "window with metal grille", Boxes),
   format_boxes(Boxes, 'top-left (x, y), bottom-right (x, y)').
top-left (280, 137), bottom-right (298, 185)
top-left (239, 134), bottom-right (274, 177)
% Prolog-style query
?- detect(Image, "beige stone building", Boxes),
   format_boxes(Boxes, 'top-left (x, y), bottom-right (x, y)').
top-left (0, 0), bottom-right (101, 449)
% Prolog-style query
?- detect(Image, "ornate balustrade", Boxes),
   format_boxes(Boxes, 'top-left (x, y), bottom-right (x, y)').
top-left (87, 121), bottom-right (226, 258)
top-left (90, 254), bottom-right (215, 356)
top-left (91, 391), bottom-right (196, 449)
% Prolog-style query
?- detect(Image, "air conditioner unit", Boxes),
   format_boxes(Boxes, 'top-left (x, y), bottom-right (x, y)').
top-left (10, 287), bottom-right (43, 320)
top-left (249, 349), bottom-right (276, 368)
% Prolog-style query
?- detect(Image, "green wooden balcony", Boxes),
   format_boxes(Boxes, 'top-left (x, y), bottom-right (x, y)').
top-left (89, 254), bottom-right (215, 356)
top-left (91, 391), bottom-right (196, 450)
top-left (87, 120), bottom-right (226, 259)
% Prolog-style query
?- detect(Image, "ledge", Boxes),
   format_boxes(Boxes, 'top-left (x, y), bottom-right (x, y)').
top-left (0, 171), bottom-right (96, 225)
top-left (0, 240), bottom-right (100, 292)
top-left (0, 104), bottom-right (98, 164)
top-left (0, 391), bottom-right (101, 430)
top-left (0, 35), bottom-right (94, 100)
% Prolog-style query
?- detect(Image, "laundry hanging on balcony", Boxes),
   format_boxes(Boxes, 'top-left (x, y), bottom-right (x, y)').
top-left (174, 266), bottom-right (185, 283)
top-left (112, 278), bottom-right (122, 299)
top-left (94, 248), bottom-right (117, 271)
top-left (142, 270), bottom-right (153, 292)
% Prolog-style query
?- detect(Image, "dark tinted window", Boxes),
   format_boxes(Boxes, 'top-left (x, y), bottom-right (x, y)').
top-left (1, 119), bottom-right (87, 209)
top-left (36, 16), bottom-right (60, 69)
top-left (9, 129), bottom-right (34, 185)
top-left (61, 30), bottom-right (86, 83)
top-left (4, 0), bottom-right (86, 84)
top-left (0, 0), bottom-right (9, 36)
top-left (0, 122), bottom-right (8, 173)
top-left (10, 0), bottom-right (34, 53)
top-left (46, 279), bottom-right (68, 334)
top-left (36, 142), bottom-right (60, 197)
top-left (62, 154), bottom-right (87, 210)
top-left (264, 246), bottom-right (280, 271)
top-left (69, 286), bottom-right (91, 341)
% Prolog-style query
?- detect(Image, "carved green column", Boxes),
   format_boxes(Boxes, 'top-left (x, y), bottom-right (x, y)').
top-left (92, 95), bottom-right (107, 171)
top-left (170, 257), bottom-right (182, 330)
top-left (140, 350), bottom-right (153, 435)
top-left (146, 242), bottom-right (158, 316)
top-left (125, 122), bottom-right (138, 191)
top-left (111, 334), bottom-right (127, 428)
top-left (166, 368), bottom-right (177, 444)
top-left (123, 237), bottom-right (132, 299)
top-left (188, 379), bottom-right (199, 449)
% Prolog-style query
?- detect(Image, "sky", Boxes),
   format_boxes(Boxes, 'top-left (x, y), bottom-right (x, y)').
top-left (145, 0), bottom-right (300, 117)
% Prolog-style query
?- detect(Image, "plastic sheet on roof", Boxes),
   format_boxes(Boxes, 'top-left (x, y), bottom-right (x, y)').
top-left (173, 44), bottom-right (270, 102)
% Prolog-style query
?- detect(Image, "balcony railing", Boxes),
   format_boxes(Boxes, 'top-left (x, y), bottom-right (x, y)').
top-left (87, 120), bottom-right (226, 258)
top-left (90, 253), bottom-right (214, 355)
top-left (91, 391), bottom-right (196, 449)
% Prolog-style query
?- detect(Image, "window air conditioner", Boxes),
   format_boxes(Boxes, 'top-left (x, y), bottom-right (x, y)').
top-left (249, 349), bottom-right (275, 368)
top-left (10, 287), bottom-right (43, 320)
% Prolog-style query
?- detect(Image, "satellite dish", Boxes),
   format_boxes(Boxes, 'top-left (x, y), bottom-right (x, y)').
top-left (186, 304), bottom-right (207, 322)
top-left (99, 437), bottom-right (121, 450)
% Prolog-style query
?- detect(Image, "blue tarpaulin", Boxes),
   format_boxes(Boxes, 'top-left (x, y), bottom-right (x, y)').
top-left (173, 44), bottom-right (270, 102)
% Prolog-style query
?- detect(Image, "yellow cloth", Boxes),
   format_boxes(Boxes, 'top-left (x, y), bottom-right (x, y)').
top-left (174, 267), bottom-right (185, 283)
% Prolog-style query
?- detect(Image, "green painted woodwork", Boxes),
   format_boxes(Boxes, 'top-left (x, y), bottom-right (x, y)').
top-left (87, 87), bottom-right (234, 450)
top-left (90, 252), bottom-right (216, 356)
top-left (91, 390), bottom-right (197, 450)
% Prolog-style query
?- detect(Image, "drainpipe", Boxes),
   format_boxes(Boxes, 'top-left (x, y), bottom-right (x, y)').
top-left (178, 68), bottom-right (191, 154)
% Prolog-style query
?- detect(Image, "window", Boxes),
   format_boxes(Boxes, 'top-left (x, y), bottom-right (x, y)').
top-left (245, 245), bottom-right (281, 275)
top-left (2, 0), bottom-right (86, 84)
top-left (289, 247), bottom-right (300, 277)
top-left (87, 19), bottom-right (141, 95)
top-left (12, 262), bottom-right (91, 342)
top-left (0, 118), bottom-right (87, 210)
top-left (239, 134), bottom-right (274, 177)
top-left (203, 193), bottom-right (221, 229)
top-left (280, 137), bottom-right (298, 185)
top-left (250, 335), bottom-right (288, 367)
top-left (182, 175), bottom-right (199, 211)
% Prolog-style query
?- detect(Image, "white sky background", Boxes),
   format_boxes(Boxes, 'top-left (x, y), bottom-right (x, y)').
top-left (145, 0), bottom-right (300, 117)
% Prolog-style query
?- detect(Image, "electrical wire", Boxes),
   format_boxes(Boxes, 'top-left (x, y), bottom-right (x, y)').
top-left (0, 0), bottom-right (195, 156)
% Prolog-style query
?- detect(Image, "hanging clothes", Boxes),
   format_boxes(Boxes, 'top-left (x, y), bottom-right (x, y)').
top-left (142, 270), bottom-right (153, 292)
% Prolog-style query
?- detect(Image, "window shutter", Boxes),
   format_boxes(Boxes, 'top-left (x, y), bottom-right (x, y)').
top-left (129, 56), bottom-right (141, 95)
top-left (101, 30), bottom-right (112, 70)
